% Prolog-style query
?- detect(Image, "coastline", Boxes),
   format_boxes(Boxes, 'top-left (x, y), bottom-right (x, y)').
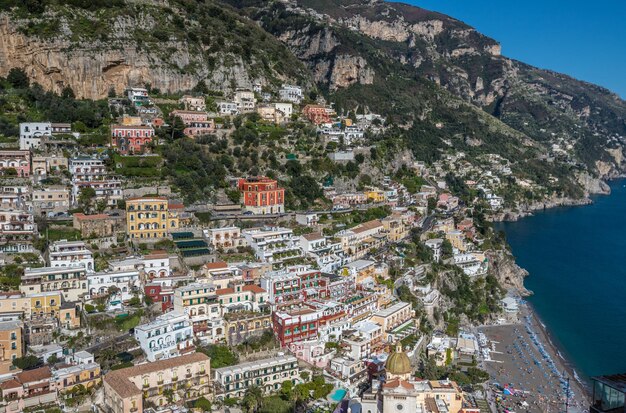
top-left (523, 303), bottom-right (590, 400)
top-left (480, 303), bottom-right (590, 413)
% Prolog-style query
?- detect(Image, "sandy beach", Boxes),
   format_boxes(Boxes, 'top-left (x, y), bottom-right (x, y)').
top-left (479, 304), bottom-right (589, 413)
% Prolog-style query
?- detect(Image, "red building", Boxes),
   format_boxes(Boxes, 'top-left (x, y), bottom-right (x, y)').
top-left (170, 110), bottom-right (215, 137)
top-left (299, 270), bottom-right (329, 300)
top-left (111, 125), bottom-right (155, 154)
top-left (302, 105), bottom-right (331, 125)
top-left (272, 303), bottom-right (347, 347)
top-left (144, 283), bottom-right (174, 312)
top-left (238, 176), bottom-right (285, 214)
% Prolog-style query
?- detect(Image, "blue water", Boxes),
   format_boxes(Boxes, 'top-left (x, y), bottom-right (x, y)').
top-left (495, 179), bottom-right (626, 379)
top-left (329, 389), bottom-right (347, 402)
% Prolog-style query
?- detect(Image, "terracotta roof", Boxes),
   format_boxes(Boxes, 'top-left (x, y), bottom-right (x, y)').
top-left (204, 261), bottom-right (228, 270)
top-left (16, 366), bottom-right (52, 384)
top-left (216, 288), bottom-right (235, 295)
top-left (73, 213), bottom-right (111, 221)
top-left (302, 232), bottom-right (324, 241)
top-left (242, 285), bottom-right (266, 293)
top-left (352, 219), bottom-right (383, 234)
top-left (0, 379), bottom-right (21, 390)
top-left (145, 250), bottom-right (168, 259)
top-left (383, 378), bottom-right (414, 390)
top-left (104, 352), bottom-right (209, 399)
top-left (168, 202), bottom-right (184, 210)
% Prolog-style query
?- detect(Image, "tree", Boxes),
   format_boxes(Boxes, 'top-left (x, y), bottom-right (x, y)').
top-left (13, 355), bottom-right (42, 370)
top-left (7, 68), bottom-right (29, 88)
top-left (169, 115), bottom-right (186, 140)
top-left (242, 386), bottom-right (263, 413)
top-left (194, 397), bottom-right (212, 412)
top-left (78, 187), bottom-right (96, 212)
top-left (427, 197), bottom-right (437, 213)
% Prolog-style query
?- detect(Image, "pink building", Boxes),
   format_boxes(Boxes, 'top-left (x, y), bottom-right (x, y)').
top-left (111, 125), bottom-right (155, 154)
top-left (0, 150), bottom-right (31, 177)
top-left (170, 110), bottom-right (215, 137)
top-left (289, 339), bottom-right (335, 368)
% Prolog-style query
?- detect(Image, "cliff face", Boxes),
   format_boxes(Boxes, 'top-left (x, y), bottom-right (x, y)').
top-left (0, 3), bottom-right (311, 99)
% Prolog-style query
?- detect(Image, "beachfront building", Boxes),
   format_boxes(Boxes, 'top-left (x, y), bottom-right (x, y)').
top-left (103, 352), bottom-right (210, 413)
top-left (591, 374), bottom-right (626, 413)
top-left (213, 355), bottom-right (299, 400)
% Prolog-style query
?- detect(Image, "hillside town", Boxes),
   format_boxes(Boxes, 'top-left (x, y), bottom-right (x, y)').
top-left (0, 81), bottom-right (574, 413)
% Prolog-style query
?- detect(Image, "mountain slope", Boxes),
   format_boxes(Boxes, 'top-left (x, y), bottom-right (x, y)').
top-left (233, 0), bottom-right (626, 179)
top-left (1, 0), bottom-right (625, 201)
top-left (0, 0), bottom-right (312, 98)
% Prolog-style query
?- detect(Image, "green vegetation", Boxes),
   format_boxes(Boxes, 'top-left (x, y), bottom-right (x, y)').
top-left (197, 344), bottom-right (238, 369)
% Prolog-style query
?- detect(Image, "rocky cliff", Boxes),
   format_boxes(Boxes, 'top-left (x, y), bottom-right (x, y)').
top-left (0, 2), bottom-right (311, 99)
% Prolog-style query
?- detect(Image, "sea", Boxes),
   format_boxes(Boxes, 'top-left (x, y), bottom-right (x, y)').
top-left (495, 179), bottom-right (626, 381)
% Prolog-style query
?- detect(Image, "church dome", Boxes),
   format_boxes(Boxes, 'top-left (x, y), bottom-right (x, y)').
top-left (385, 345), bottom-right (412, 375)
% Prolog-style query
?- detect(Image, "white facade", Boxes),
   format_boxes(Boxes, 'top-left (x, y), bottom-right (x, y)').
top-left (233, 90), bottom-right (256, 114)
top-left (216, 101), bottom-right (238, 116)
top-left (20, 122), bottom-right (51, 150)
top-left (69, 157), bottom-right (108, 182)
top-left (71, 179), bottom-right (123, 207)
top-left (134, 311), bottom-right (194, 362)
top-left (243, 227), bottom-right (302, 263)
top-left (424, 238), bottom-right (443, 262)
top-left (278, 85), bottom-right (303, 104)
top-left (87, 270), bottom-right (141, 301)
top-left (274, 103), bottom-right (293, 119)
top-left (49, 240), bottom-right (94, 272)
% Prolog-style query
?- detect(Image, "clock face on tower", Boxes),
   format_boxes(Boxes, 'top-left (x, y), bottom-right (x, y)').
top-left (396, 404), bottom-right (404, 411)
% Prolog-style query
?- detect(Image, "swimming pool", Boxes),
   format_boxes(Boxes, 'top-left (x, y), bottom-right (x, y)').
top-left (329, 388), bottom-right (347, 402)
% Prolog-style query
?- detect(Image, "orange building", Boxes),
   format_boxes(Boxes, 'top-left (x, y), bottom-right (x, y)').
top-left (302, 105), bottom-right (331, 125)
top-left (238, 176), bottom-right (285, 215)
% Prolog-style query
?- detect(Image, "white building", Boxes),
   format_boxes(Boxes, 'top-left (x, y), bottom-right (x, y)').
top-left (299, 232), bottom-right (344, 273)
top-left (69, 156), bottom-right (108, 182)
top-left (203, 226), bottom-right (246, 251)
top-left (278, 84), bottom-right (303, 104)
top-left (233, 90), bottom-right (256, 114)
top-left (71, 179), bottom-right (123, 207)
top-left (216, 101), bottom-right (238, 116)
top-left (20, 122), bottom-right (51, 150)
top-left (242, 227), bottom-right (302, 264)
top-left (87, 269), bottom-right (141, 301)
top-left (48, 240), bottom-right (94, 272)
top-left (213, 355), bottom-right (300, 399)
top-left (274, 103), bottom-right (293, 119)
top-left (126, 87), bottom-right (150, 105)
top-left (134, 311), bottom-right (194, 362)
top-left (142, 252), bottom-right (172, 279)
top-left (344, 126), bottom-right (365, 145)
top-left (424, 238), bottom-right (443, 263)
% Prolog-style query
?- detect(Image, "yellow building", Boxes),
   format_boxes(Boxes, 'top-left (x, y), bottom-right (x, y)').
top-left (0, 320), bottom-right (23, 375)
top-left (445, 230), bottom-right (466, 252)
top-left (126, 197), bottom-right (180, 240)
top-left (365, 189), bottom-right (386, 203)
top-left (0, 292), bottom-right (80, 331)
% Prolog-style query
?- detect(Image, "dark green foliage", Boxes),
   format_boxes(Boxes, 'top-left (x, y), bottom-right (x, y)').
top-left (6, 68), bottom-right (29, 88)
top-left (13, 355), bottom-right (42, 370)
top-left (161, 139), bottom-right (227, 203)
top-left (197, 344), bottom-right (238, 369)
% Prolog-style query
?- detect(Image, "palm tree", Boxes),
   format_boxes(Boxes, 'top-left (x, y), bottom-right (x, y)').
top-left (242, 386), bottom-right (263, 413)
